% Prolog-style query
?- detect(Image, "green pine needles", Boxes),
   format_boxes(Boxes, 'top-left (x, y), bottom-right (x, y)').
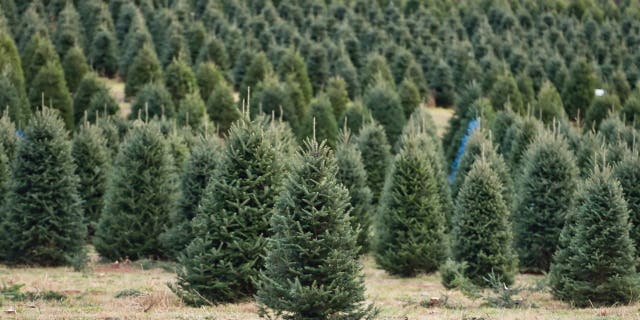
top-left (256, 139), bottom-right (374, 320)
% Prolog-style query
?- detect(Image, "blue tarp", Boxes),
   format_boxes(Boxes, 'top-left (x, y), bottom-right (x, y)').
top-left (449, 118), bottom-right (479, 182)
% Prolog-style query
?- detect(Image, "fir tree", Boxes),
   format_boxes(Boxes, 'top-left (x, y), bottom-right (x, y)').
top-left (277, 47), bottom-right (313, 104)
top-left (513, 130), bottom-right (579, 273)
top-left (241, 52), bottom-right (273, 100)
top-left (94, 120), bottom-right (177, 260)
top-left (125, 44), bottom-right (163, 98)
top-left (129, 83), bottom-right (176, 120)
top-left (253, 76), bottom-right (300, 135)
top-left (342, 101), bottom-right (370, 135)
top-left (72, 122), bottom-right (110, 236)
top-left (398, 78), bottom-right (421, 120)
top-left (1, 108), bottom-right (86, 266)
top-left (0, 75), bottom-right (27, 127)
top-left (62, 45), bottom-right (90, 93)
top-left (452, 158), bottom-right (517, 286)
top-left (563, 57), bottom-right (597, 119)
top-left (196, 35), bottom-right (229, 70)
top-left (256, 139), bottom-right (373, 320)
top-left (549, 166), bottom-right (639, 307)
top-left (375, 132), bottom-right (447, 276)
top-left (53, 1), bottom-right (84, 57)
top-left (506, 116), bottom-right (543, 172)
top-left (306, 42), bottom-right (330, 94)
top-left (326, 76), bottom-right (350, 121)
top-left (177, 91), bottom-right (208, 130)
top-left (207, 80), bottom-right (240, 135)
top-left (361, 53), bottom-right (394, 90)
top-left (303, 94), bottom-right (339, 148)
top-left (490, 72), bottom-right (524, 114)
top-left (0, 111), bottom-right (17, 161)
top-left (171, 116), bottom-right (284, 305)
top-left (614, 150), bottom-right (640, 257)
top-left (430, 60), bottom-right (455, 107)
top-left (364, 78), bottom-right (406, 146)
top-left (86, 89), bottom-right (120, 121)
top-left (22, 33), bottom-right (59, 85)
top-left (357, 120), bottom-right (391, 202)
top-left (584, 94), bottom-right (621, 132)
top-left (164, 56), bottom-right (197, 104)
top-left (29, 61), bottom-right (74, 130)
top-left (73, 73), bottom-right (108, 125)
top-left (118, 12), bottom-right (154, 79)
top-left (88, 26), bottom-right (119, 78)
top-left (160, 135), bottom-right (220, 259)
top-left (195, 62), bottom-right (224, 101)
top-left (0, 21), bottom-right (27, 106)
top-left (533, 81), bottom-right (565, 124)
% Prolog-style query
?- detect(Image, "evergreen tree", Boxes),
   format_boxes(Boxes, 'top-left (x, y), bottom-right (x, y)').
top-left (125, 44), bottom-right (163, 98)
top-left (86, 89), bottom-right (120, 121)
top-left (490, 72), bottom-right (524, 114)
top-left (585, 94), bottom-right (621, 131)
top-left (303, 94), bottom-right (339, 148)
top-left (506, 116), bottom-right (543, 172)
top-left (0, 142), bottom-right (7, 210)
top-left (361, 53), bottom-right (394, 90)
top-left (196, 35), bottom-right (229, 70)
top-left (306, 42), bottom-right (330, 94)
top-left (241, 52), bottom-right (272, 100)
top-left (375, 132), bottom-right (447, 276)
top-left (452, 158), bottom-right (517, 286)
top-left (357, 120), bottom-right (391, 202)
top-left (177, 91), bottom-right (208, 130)
top-left (0, 75), bottom-right (27, 127)
top-left (622, 91), bottom-right (640, 126)
top-left (161, 135), bottom-right (220, 259)
top-left (53, 1), bottom-right (84, 57)
top-left (335, 129), bottom-right (373, 253)
top-left (364, 78), bottom-right (406, 146)
top-left (171, 116), bottom-right (284, 305)
top-left (62, 45), bottom-right (90, 93)
top-left (513, 130), bottom-right (579, 273)
top-left (72, 122), bottom-right (110, 236)
top-left (88, 26), bottom-right (119, 78)
top-left (1, 108), bottom-right (86, 266)
top-left (430, 60), bottom-right (455, 107)
top-left (28, 61), bottom-right (74, 130)
top-left (0, 31), bottom-right (26, 106)
top-left (164, 56), bottom-right (197, 104)
top-left (277, 47), bottom-right (313, 104)
top-left (73, 73), bottom-right (108, 125)
top-left (22, 33), bottom-right (59, 85)
top-left (614, 150), bottom-right (640, 257)
top-left (256, 139), bottom-right (372, 320)
top-left (0, 111), bottom-right (18, 161)
top-left (129, 83), bottom-right (176, 120)
top-left (94, 120), bottom-right (177, 260)
top-left (341, 101), bottom-right (370, 135)
top-left (118, 11), bottom-right (154, 79)
top-left (253, 76), bottom-right (300, 134)
top-left (563, 57), bottom-right (597, 119)
top-left (549, 166), bottom-right (639, 307)
top-left (195, 62), bottom-right (224, 101)
top-left (206, 80), bottom-right (239, 135)
top-left (398, 78), bottom-right (421, 120)
top-left (326, 76), bottom-right (350, 121)
top-left (533, 81), bottom-right (565, 124)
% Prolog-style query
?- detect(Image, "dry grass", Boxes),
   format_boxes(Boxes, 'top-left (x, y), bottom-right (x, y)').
top-left (2, 254), bottom-right (639, 319)
top-left (101, 77), bottom-right (131, 119)
top-left (424, 105), bottom-right (454, 137)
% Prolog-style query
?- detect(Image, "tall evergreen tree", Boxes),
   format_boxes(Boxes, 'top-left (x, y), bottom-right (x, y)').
top-left (490, 72), bottom-right (524, 114)
top-left (171, 116), bottom-right (284, 305)
top-left (430, 60), bottom-right (456, 107)
top-left (277, 47), bottom-right (313, 104)
top-left (73, 73), bottom-right (108, 125)
top-left (207, 80), bottom-right (240, 135)
top-left (88, 26), bottom-right (119, 78)
top-left (357, 120), bottom-right (391, 202)
top-left (195, 61), bottom-right (224, 101)
top-left (306, 42), bottom-right (330, 94)
top-left (0, 111), bottom-right (17, 161)
top-left (256, 139), bottom-right (373, 320)
top-left (0, 21), bottom-right (27, 107)
top-left (160, 135), bottom-right (220, 260)
top-left (86, 89), bottom-right (120, 121)
top-left (1, 108), bottom-right (86, 266)
top-left (72, 122), bottom-right (110, 236)
top-left (177, 91), bottom-right (208, 130)
top-left (549, 166), bottom-right (639, 307)
top-left (375, 132), bottom-right (447, 276)
top-left (94, 120), bottom-right (177, 260)
top-left (28, 61), bottom-right (74, 130)
top-left (364, 77), bottom-right (406, 146)
top-left (452, 158), bottom-right (517, 286)
top-left (125, 44), bottom-right (163, 98)
top-left (398, 78), bottom-right (421, 120)
top-left (326, 76), bottom-right (350, 121)
top-left (196, 35), bottom-right (229, 70)
top-left (563, 57), bottom-right (597, 119)
top-left (22, 33), bottom-right (59, 85)
top-left (584, 94), bottom-right (621, 131)
top-left (303, 94), bottom-right (339, 148)
top-left (0, 75), bottom-right (27, 128)
top-left (164, 56), bottom-right (197, 104)
top-left (513, 130), bottom-right (579, 273)
top-left (614, 150), bottom-right (640, 259)
top-left (62, 45), bottom-right (90, 93)
top-left (53, 1), bottom-right (84, 57)
top-left (533, 81), bottom-right (565, 124)
top-left (129, 82), bottom-right (176, 120)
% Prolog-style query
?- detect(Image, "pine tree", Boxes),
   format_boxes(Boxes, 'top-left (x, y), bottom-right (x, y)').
top-left (0, 75), bottom-right (27, 127)
top-left (364, 77), bottom-right (406, 146)
top-left (361, 53), bottom-right (394, 90)
top-left (614, 150), bottom-right (640, 258)
top-left (94, 120), bottom-right (177, 260)
top-left (22, 33), bottom-right (59, 85)
top-left (585, 94), bottom-right (621, 131)
top-left (129, 83), bottom-right (176, 120)
top-left (452, 158), bottom-right (517, 286)
top-left (62, 45), bottom-right (90, 93)
top-left (1, 108), bottom-right (86, 266)
top-left (29, 61), bottom-right (74, 130)
top-left (86, 89), bottom-right (120, 121)
top-left (171, 116), bottom-right (284, 305)
top-left (119, 11), bottom-right (154, 79)
top-left (375, 132), bottom-right (447, 276)
top-left (342, 101), bottom-right (370, 135)
top-left (335, 129), bottom-right (373, 253)
top-left (160, 135), bottom-right (220, 260)
top-left (357, 120), bottom-right (391, 202)
top-left (177, 91), bottom-right (207, 130)
top-left (256, 139), bottom-right (373, 319)
top-left (398, 78), bottom-right (421, 120)
top-left (505, 116), bottom-right (543, 172)
top-left (490, 72), bottom-right (524, 114)
top-left (195, 35), bottom-right (229, 70)
top-left (303, 94), bottom-right (339, 148)
top-left (0, 111), bottom-right (17, 161)
top-left (549, 166), bottom-right (639, 307)
top-left (195, 62), bottom-right (224, 101)
top-left (430, 60), bottom-right (455, 107)
top-left (563, 57), bottom-right (597, 119)
top-left (72, 122), bottom-right (110, 236)
top-left (534, 81), bottom-right (565, 124)
top-left (253, 76), bottom-right (300, 134)
top-left (207, 80), bottom-right (240, 135)
top-left (164, 56), bottom-right (197, 104)
top-left (73, 73), bottom-right (108, 125)
top-left (326, 76), bottom-right (350, 121)
top-left (125, 44), bottom-right (163, 98)
top-left (513, 130), bottom-right (579, 273)
top-left (0, 22), bottom-right (27, 105)
top-left (277, 47), bottom-right (313, 104)
top-left (306, 42), bottom-right (330, 94)
top-left (241, 52), bottom-right (273, 100)
top-left (88, 25), bottom-right (119, 78)
top-left (53, 1), bottom-right (84, 57)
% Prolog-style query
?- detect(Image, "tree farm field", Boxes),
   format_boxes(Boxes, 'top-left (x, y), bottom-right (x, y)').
top-left (1, 254), bottom-right (639, 320)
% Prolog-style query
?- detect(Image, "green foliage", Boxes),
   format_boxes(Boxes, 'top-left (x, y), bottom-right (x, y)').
top-left (430, 60), bottom-right (455, 107)
top-left (584, 94), bottom-right (621, 131)
top-left (53, 2), bottom-right (84, 57)
top-left (306, 42), bottom-right (330, 94)
top-left (398, 78), bottom-right (421, 120)
top-left (129, 83), bottom-right (176, 120)
top-left (326, 76), bottom-right (350, 121)
top-left (161, 135), bottom-right (220, 260)
top-left (505, 116), bottom-right (543, 172)
top-left (621, 90), bottom-right (640, 126)
top-left (241, 52), bottom-right (272, 99)
top-left (171, 117), bottom-right (284, 305)
top-left (195, 62), bottom-right (224, 101)
top-left (256, 140), bottom-right (373, 320)
top-left (0, 22), bottom-right (26, 103)
top-left (1, 108), bottom-right (86, 266)
top-left (177, 91), bottom-right (207, 130)
top-left (533, 81), bottom-right (565, 124)
top-left (28, 62), bottom-right (74, 130)
top-left (562, 57), bottom-right (597, 119)
top-left (0, 111), bottom-right (17, 160)
top-left (549, 166), bottom-right (639, 307)
top-left (73, 73), bottom-right (108, 125)
top-left (452, 159), bottom-right (516, 287)
top-left (72, 122), bottom-right (110, 236)
top-left (364, 78), bottom-right (405, 146)
top-left (341, 100), bottom-right (370, 135)
top-left (22, 33), bottom-right (59, 85)
top-left (614, 150), bottom-right (640, 258)
top-left (88, 26), bottom-right (119, 78)
top-left (0, 75), bottom-right (27, 127)
top-left (277, 47), bottom-right (312, 104)
top-left (375, 132), bottom-right (447, 276)
top-left (119, 12), bottom-right (154, 79)
top-left (361, 53), bottom-right (394, 90)
top-left (357, 120), bottom-right (391, 202)
top-left (196, 35), bottom-right (229, 70)
top-left (125, 44), bottom-right (163, 98)
top-left (164, 56), bottom-right (197, 104)
top-left (440, 259), bottom-right (467, 290)
top-left (490, 72), bottom-right (523, 114)
top-left (253, 76), bottom-right (300, 135)
top-left (86, 89), bottom-right (120, 121)
top-left (94, 121), bottom-right (177, 261)
top-left (62, 45), bottom-right (89, 93)
top-left (302, 94), bottom-right (338, 148)
top-left (206, 80), bottom-right (239, 135)
top-left (513, 131), bottom-right (578, 273)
